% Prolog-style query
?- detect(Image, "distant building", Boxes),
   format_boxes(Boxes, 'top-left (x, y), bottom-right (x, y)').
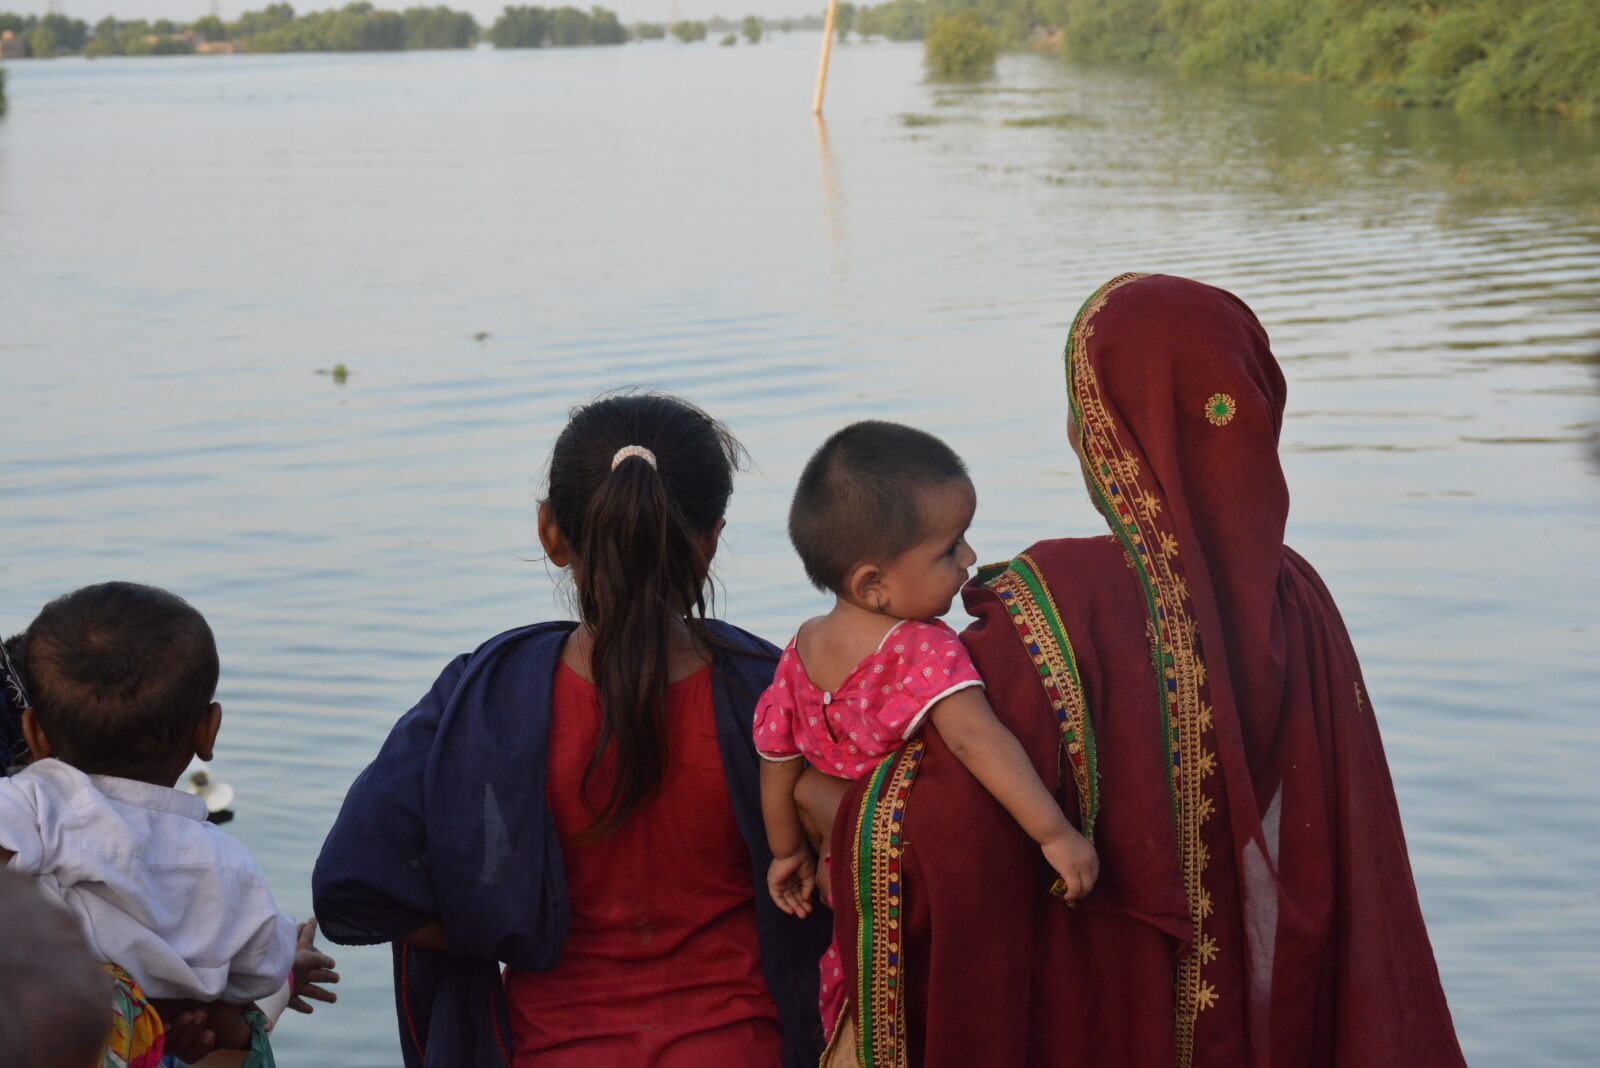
top-left (194, 39), bottom-right (236, 55)
top-left (0, 30), bottom-right (25, 59)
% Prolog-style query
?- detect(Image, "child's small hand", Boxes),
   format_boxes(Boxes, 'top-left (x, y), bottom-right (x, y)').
top-left (289, 917), bottom-right (340, 1015)
top-left (159, 1008), bottom-right (218, 1063)
top-left (767, 848), bottom-right (817, 918)
top-left (148, 1000), bottom-right (254, 1057)
top-left (1041, 828), bottom-right (1099, 901)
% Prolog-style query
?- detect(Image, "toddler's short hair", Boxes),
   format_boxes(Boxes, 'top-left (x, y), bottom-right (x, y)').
top-left (25, 582), bottom-right (219, 778)
top-left (789, 421), bottom-right (969, 593)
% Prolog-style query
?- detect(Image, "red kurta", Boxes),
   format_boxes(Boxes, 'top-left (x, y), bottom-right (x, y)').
top-left (506, 664), bottom-right (782, 1067)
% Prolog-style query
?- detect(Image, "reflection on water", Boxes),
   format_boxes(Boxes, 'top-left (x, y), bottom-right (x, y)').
top-left (1, 40), bottom-right (1597, 1064)
top-left (1589, 364), bottom-right (1600, 474)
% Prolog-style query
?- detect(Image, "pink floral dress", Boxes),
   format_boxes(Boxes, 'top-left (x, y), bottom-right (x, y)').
top-left (753, 618), bottom-right (984, 1037)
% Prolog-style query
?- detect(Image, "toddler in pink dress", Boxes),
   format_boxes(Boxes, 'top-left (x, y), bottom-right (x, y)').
top-left (754, 421), bottom-right (1099, 1040)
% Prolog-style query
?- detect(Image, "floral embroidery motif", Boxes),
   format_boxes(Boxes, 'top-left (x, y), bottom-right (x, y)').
top-left (1205, 393), bottom-right (1236, 427)
top-left (852, 741), bottom-right (925, 1068)
top-left (1066, 273), bottom-right (1226, 1068)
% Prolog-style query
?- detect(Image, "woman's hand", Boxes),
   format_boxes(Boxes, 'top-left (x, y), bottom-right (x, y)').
top-left (767, 848), bottom-right (817, 918)
top-left (289, 917), bottom-right (340, 1014)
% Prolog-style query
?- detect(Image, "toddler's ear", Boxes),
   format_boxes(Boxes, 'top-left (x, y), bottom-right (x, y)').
top-left (20, 707), bottom-right (54, 762)
top-left (193, 702), bottom-right (223, 763)
top-left (847, 563), bottom-right (887, 611)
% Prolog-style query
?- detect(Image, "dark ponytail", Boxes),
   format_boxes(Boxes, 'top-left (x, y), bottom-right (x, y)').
top-left (546, 392), bottom-right (743, 837)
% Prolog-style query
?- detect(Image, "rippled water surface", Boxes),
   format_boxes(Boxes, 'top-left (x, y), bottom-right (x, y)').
top-left (2, 38), bottom-right (1597, 1065)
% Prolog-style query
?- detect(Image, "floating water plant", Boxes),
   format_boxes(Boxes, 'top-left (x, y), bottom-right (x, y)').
top-left (1002, 112), bottom-right (1093, 129)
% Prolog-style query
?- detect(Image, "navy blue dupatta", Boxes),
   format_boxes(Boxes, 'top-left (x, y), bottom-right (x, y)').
top-left (312, 620), bottom-right (829, 1067)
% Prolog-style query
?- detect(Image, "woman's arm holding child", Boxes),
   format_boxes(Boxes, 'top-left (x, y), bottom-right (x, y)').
top-left (929, 688), bottom-right (1100, 899)
top-left (759, 757), bottom-right (816, 918)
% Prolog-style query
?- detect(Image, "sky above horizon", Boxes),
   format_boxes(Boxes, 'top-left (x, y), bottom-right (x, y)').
top-left (7, 0), bottom-right (822, 25)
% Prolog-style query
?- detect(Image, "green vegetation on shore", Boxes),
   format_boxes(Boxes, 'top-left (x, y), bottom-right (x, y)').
top-left (2, 5), bottom-right (482, 56)
top-left (0, 4), bottom-right (804, 59)
top-left (4, 2), bottom-right (1588, 118)
top-left (847, 0), bottom-right (1600, 118)
top-left (1, 12), bottom-right (89, 56)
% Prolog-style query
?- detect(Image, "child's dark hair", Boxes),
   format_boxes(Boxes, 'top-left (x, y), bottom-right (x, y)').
top-left (546, 392), bottom-right (744, 836)
top-left (789, 420), bottom-right (969, 593)
top-left (24, 582), bottom-right (219, 779)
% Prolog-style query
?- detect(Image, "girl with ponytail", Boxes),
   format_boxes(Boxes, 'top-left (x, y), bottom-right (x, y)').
top-left (314, 394), bottom-right (830, 1068)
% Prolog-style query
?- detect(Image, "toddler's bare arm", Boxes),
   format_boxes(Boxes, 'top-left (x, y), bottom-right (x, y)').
top-left (759, 756), bottom-right (808, 861)
top-left (929, 688), bottom-right (1099, 899)
top-left (760, 758), bottom-right (817, 916)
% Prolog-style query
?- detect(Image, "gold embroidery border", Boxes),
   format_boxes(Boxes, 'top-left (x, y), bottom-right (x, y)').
top-left (852, 741), bottom-right (924, 1068)
top-left (1066, 274), bottom-right (1223, 1066)
top-left (980, 556), bottom-right (1098, 842)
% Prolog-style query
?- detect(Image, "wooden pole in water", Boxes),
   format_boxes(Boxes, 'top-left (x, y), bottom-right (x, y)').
top-left (812, 0), bottom-right (840, 115)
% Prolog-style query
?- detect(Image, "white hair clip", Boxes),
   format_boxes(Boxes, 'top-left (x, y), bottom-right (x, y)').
top-left (611, 445), bottom-right (658, 471)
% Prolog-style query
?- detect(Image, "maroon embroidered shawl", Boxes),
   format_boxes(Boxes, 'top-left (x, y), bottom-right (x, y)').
top-left (830, 274), bottom-right (1464, 1067)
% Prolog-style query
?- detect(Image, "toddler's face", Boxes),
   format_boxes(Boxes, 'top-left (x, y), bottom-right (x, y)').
top-left (877, 479), bottom-right (978, 621)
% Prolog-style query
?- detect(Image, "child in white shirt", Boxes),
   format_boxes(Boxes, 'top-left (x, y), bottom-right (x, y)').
top-left (0, 582), bottom-right (330, 1031)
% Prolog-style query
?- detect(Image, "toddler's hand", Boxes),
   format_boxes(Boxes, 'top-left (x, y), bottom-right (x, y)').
top-left (160, 1009), bottom-right (218, 1063)
top-left (1041, 828), bottom-right (1099, 902)
top-left (290, 917), bottom-right (340, 1015)
top-left (767, 848), bottom-right (817, 918)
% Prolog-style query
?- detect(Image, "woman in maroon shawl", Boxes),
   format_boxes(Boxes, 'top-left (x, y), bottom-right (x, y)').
top-left (816, 274), bottom-right (1465, 1067)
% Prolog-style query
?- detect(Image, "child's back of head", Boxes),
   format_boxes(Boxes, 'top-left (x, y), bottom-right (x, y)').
top-left (789, 420), bottom-right (970, 594)
top-left (25, 581), bottom-right (218, 783)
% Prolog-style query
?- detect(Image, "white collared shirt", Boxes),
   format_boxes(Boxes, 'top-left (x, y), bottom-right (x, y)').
top-left (0, 758), bottom-right (294, 1002)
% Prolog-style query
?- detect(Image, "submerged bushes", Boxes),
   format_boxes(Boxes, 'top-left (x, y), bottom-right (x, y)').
top-left (488, 6), bottom-right (624, 47)
top-left (848, 0), bottom-right (1597, 117)
top-left (1059, 0), bottom-right (1600, 118)
top-left (925, 11), bottom-right (997, 79)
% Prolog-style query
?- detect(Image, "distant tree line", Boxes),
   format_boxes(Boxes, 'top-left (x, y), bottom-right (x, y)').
top-left (0, 12), bottom-right (91, 57)
top-left (0, 5), bottom-right (477, 56)
top-left (0, 4), bottom-right (803, 58)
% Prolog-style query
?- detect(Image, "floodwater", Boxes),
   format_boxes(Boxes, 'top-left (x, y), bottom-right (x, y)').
top-left (2, 36), bottom-right (1597, 1065)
